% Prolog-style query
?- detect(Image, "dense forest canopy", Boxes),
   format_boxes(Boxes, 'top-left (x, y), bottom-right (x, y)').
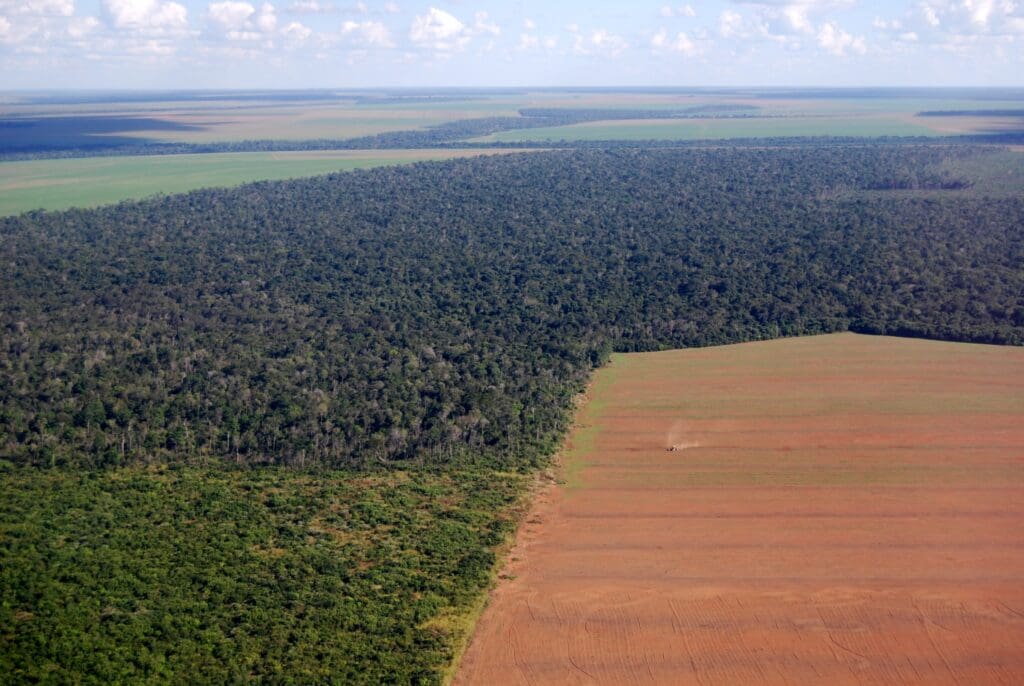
top-left (2, 145), bottom-right (1022, 470)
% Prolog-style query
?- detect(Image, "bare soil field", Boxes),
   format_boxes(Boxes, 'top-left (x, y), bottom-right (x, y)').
top-left (131, 105), bottom-right (514, 142)
top-left (910, 113), bottom-right (1024, 136)
top-left (456, 333), bottom-right (1024, 685)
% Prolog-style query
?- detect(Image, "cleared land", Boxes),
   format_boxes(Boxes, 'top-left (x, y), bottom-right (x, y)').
top-left (0, 100), bottom-right (518, 145)
top-left (109, 106), bottom-right (516, 143)
top-left (457, 333), bottom-right (1024, 685)
top-left (910, 114), bottom-right (1024, 136)
top-left (0, 148), bottom-right (527, 215)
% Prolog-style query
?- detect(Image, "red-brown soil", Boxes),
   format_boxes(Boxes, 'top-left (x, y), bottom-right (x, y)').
top-left (455, 333), bottom-right (1024, 685)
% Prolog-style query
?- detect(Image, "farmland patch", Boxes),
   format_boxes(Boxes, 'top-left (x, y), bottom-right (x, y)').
top-left (0, 148), bottom-right (530, 215)
top-left (457, 333), bottom-right (1024, 685)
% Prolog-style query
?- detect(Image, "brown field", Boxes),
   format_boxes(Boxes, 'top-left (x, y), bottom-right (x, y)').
top-left (456, 333), bottom-right (1024, 685)
top-left (109, 106), bottom-right (512, 143)
top-left (910, 113), bottom-right (1024, 136)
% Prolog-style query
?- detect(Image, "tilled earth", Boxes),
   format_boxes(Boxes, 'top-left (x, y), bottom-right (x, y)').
top-left (456, 333), bottom-right (1024, 685)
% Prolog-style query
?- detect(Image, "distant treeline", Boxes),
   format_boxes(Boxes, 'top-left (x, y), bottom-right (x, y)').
top-left (7, 131), bottom-right (1024, 162)
top-left (2, 145), bottom-right (1021, 470)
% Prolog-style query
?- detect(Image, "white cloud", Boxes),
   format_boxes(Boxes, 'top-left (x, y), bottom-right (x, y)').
top-left (873, 17), bottom-right (902, 31)
top-left (516, 31), bottom-right (537, 50)
top-left (125, 36), bottom-right (174, 53)
top-left (341, 18), bottom-right (392, 46)
top-left (207, 0), bottom-right (253, 30)
top-left (817, 20), bottom-right (865, 55)
top-left (592, 28), bottom-right (626, 54)
top-left (721, 0), bottom-right (862, 41)
top-left (409, 6), bottom-right (467, 51)
top-left (932, 1), bottom-right (1021, 34)
top-left (523, 17), bottom-right (534, 30)
top-left (573, 28), bottom-right (627, 56)
top-left (256, 2), bottom-right (275, 31)
top-left (0, 2), bottom-right (80, 50)
top-left (782, 5), bottom-right (812, 33)
top-left (719, 9), bottom-right (744, 37)
top-left (0, 0), bottom-right (73, 15)
top-left (383, 1), bottom-right (398, 14)
top-left (651, 27), bottom-right (699, 55)
top-left (104, 0), bottom-right (188, 31)
top-left (67, 14), bottom-right (100, 37)
top-left (205, 0), bottom-right (278, 42)
top-left (873, 0), bottom-right (1024, 50)
top-left (730, 0), bottom-right (855, 7)
top-left (660, 4), bottom-right (696, 18)
top-left (719, 0), bottom-right (874, 54)
top-left (281, 19), bottom-right (310, 41)
top-left (966, 0), bottom-right (996, 26)
top-left (286, 0), bottom-right (333, 14)
top-left (472, 11), bottom-right (499, 36)
top-left (516, 28), bottom-right (557, 52)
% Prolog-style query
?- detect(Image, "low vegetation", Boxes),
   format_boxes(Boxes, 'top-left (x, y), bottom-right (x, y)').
top-left (0, 465), bottom-right (523, 684)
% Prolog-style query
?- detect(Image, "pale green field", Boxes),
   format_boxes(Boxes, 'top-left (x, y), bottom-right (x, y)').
top-left (0, 149), bottom-right (525, 215)
top-left (472, 115), bottom-right (943, 143)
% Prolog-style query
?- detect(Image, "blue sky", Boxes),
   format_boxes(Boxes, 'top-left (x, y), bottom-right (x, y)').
top-left (1, 0), bottom-right (1023, 88)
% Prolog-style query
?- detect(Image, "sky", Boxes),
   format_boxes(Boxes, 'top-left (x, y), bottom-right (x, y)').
top-left (1, 0), bottom-right (1023, 89)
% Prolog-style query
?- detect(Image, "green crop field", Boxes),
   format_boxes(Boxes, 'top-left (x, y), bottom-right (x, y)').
top-left (0, 149), bottom-right (525, 215)
top-left (472, 115), bottom-right (943, 143)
